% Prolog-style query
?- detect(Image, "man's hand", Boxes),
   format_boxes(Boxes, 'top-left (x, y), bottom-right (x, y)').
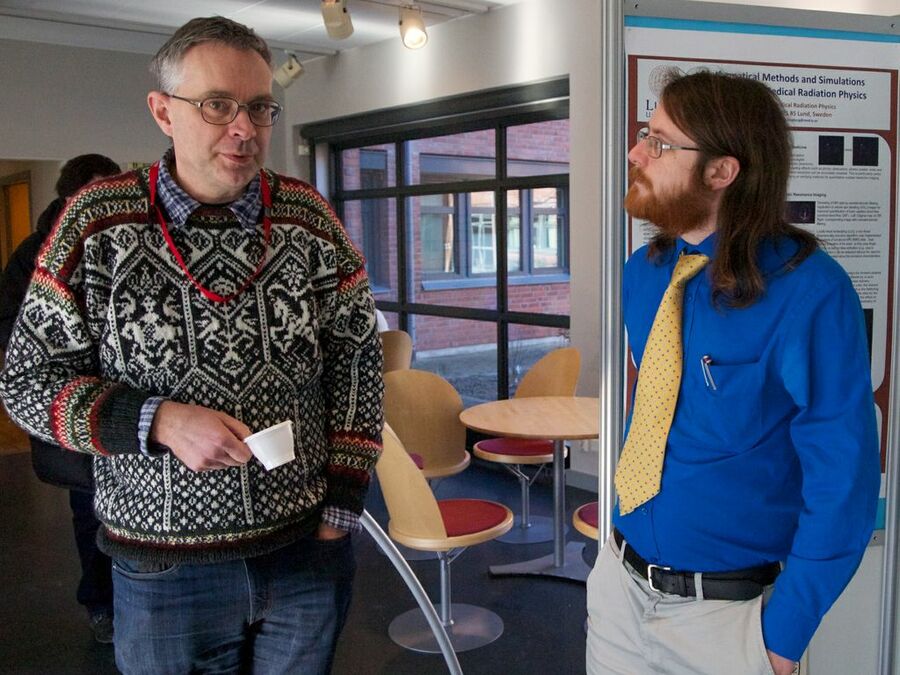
top-left (316, 522), bottom-right (348, 541)
top-left (150, 400), bottom-right (253, 471)
top-left (767, 650), bottom-right (798, 675)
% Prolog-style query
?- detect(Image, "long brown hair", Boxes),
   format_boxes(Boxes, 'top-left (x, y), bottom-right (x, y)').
top-left (648, 71), bottom-right (817, 307)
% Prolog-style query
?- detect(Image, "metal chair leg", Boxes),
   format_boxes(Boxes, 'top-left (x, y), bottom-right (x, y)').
top-left (360, 511), bottom-right (462, 673)
top-left (386, 545), bottom-right (505, 653)
top-left (496, 463), bottom-right (556, 544)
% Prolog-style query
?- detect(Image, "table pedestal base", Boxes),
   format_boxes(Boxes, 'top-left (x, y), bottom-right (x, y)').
top-left (488, 541), bottom-right (592, 582)
top-left (496, 515), bottom-right (559, 544)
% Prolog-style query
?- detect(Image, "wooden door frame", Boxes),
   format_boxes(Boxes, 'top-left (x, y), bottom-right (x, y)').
top-left (0, 171), bottom-right (31, 268)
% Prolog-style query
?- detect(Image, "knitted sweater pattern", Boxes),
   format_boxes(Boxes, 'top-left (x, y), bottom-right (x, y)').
top-left (0, 167), bottom-right (383, 564)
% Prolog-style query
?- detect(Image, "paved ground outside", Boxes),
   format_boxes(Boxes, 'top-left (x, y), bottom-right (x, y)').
top-left (413, 335), bottom-right (569, 407)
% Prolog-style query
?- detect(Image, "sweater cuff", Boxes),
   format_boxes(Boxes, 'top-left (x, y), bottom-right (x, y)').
top-left (93, 385), bottom-right (155, 455)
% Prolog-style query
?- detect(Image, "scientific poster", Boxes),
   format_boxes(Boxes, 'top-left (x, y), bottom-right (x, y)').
top-left (625, 20), bottom-right (898, 499)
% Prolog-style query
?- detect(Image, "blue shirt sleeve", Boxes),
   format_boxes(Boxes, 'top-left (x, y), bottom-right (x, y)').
top-left (762, 271), bottom-right (880, 660)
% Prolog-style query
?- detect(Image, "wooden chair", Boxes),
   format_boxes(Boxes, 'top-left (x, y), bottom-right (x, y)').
top-left (381, 329), bottom-right (413, 373)
top-left (573, 501), bottom-right (599, 540)
top-left (384, 369), bottom-right (470, 480)
top-left (473, 346), bottom-right (581, 544)
top-left (377, 423), bottom-right (513, 653)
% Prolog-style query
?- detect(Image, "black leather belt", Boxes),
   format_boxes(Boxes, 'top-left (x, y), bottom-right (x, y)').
top-left (613, 529), bottom-right (780, 601)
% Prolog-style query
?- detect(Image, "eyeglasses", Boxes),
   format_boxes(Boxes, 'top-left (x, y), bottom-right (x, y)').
top-left (168, 94), bottom-right (283, 127)
top-left (636, 127), bottom-right (701, 159)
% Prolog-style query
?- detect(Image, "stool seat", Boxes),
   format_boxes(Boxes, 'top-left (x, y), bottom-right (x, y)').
top-left (473, 437), bottom-right (558, 465)
top-left (393, 498), bottom-right (513, 551)
top-left (573, 501), bottom-right (599, 540)
top-left (439, 499), bottom-right (510, 537)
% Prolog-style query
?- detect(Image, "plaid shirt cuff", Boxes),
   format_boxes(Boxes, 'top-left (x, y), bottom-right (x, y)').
top-left (321, 506), bottom-right (361, 533)
top-left (138, 396), bottom-right (168, 457)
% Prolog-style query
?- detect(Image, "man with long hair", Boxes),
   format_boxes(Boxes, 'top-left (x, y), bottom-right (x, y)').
top-left (586, 71), bottom-right (878, 674)
top-left (0, 16), bottom-right (382, 674)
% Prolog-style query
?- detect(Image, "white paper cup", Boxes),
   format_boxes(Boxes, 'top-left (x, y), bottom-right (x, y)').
top-left (244, 420), bottom-right (295, 471)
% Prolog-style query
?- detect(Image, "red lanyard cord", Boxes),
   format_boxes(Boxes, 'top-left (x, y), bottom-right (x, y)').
top-left (148, 162), bottom-right (272, 303)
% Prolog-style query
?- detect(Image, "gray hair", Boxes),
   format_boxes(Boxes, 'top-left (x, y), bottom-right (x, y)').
top-left (150, 16), bottom-right (272, 93)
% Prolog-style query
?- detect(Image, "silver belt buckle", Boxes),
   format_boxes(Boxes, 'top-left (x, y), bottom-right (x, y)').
top-left (646, 563), bottom-right (671, 592)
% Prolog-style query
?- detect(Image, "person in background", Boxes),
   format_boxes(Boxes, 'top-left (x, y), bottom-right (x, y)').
top-left (0, 16), bottom-right (382, 675)
top-left (586, 71), bottom-right (879, 674)
top-left (0, 153), bottom-right (121, 644)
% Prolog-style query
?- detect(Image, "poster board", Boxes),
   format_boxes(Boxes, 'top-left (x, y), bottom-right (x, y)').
top-left (624, 17), bottom-right (899, 529)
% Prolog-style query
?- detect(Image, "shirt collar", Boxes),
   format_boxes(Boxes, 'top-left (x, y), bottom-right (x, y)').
top-left (155, 149), bottom-right (262, 231)
top-left (675, 231), bottom-right (718, 259)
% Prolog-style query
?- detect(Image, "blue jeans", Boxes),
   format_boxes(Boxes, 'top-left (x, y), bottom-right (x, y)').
top-left (112, 534), bottom-right (355, 675)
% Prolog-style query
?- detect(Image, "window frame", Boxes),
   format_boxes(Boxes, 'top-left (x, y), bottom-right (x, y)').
top-left (300, 79), bottom-right (570, 400)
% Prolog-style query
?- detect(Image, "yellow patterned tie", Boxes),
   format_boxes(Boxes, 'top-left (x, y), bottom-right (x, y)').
top-left (615, 253), bottom-right (709, 515)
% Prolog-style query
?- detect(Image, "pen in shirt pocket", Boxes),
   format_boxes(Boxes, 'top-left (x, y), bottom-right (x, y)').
top-left (700, 355), bottom-right (717, 390)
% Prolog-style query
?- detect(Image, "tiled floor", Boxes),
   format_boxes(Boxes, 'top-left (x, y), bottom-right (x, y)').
top-left (0, 450), bottom-right (597, 674)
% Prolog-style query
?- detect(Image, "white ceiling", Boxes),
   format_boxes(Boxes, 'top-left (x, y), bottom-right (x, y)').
top-left (0, 0), bottom-right (522, 62)
top-left (0, 0), bottom-right (895, 66)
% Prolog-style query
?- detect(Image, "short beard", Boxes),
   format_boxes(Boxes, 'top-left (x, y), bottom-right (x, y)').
top-left (625, 165), bottom-right (713, 239)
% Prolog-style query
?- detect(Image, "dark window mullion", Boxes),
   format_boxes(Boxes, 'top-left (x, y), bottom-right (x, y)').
top-left (496, 123), bottom-right (509, 399)
top-left (522, 189), bottom-right (534, 274)
top-left (397, 140), bottom-right (409, 334)
top-left (334, 173), bottom-right (568, 202)
top-left (459, 194), bottom-right (471, 276)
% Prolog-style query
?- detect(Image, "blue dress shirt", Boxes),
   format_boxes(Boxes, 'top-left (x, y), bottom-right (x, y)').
top-left (614, 233), bottom-right (879, 661)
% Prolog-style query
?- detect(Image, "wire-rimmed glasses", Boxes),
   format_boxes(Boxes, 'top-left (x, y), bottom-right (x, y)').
top-left (169, 94), bottom-right (283, 127)
top-left (636, 127), bottom-right (701, 159)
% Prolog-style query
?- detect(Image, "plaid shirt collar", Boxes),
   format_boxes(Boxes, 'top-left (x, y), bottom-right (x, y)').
top-left (155, 149), bottom-right (262, 231)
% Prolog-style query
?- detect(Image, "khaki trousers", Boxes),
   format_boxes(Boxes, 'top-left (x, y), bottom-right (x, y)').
top-left (585, 534), bottom-right (775, 675)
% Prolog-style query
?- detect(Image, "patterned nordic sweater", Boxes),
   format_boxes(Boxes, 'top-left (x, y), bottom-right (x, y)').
top-left (0, 166), bottom-right (384, 564)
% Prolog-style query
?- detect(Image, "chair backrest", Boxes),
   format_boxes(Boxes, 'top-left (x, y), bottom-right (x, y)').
top-left (383, 369), bottom-right (466, 471)
top-left (381, 329), bottom-right (413, 373)
top-left (376, 423), bottom-right (447, 541)
top-left (515, 346), bottom-right (581, 398)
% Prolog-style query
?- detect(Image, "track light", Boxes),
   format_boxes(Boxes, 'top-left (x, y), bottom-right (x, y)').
top-left (273, 53), bottom-right (303, 89)
top-left (321, 0), bottom-right (354, 40)
top-left (399, 5), bottom-right (427, 49)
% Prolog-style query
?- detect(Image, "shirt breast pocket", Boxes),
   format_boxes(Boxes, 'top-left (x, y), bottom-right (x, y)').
top-left (684, 359), bottom-right (765, 450)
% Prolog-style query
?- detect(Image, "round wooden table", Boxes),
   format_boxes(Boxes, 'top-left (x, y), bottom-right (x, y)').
top-left (460, 396), bottom-right (600, 581)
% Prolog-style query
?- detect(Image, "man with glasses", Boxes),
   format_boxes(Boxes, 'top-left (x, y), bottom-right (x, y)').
top-left (586, 71), bottom-right (878, 674)
top-left (0, 16), bottom-right (383, 674)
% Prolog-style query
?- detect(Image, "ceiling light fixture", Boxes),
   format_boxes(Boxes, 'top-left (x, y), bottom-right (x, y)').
top-left (321, 0), bottom-right (354, 40)
top-left (399, 5), bottom-right (427, 50)
top-left (273, 53), bottom-right (304, 88)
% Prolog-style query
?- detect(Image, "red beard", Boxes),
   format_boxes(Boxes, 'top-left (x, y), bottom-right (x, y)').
top-left (625, 165), bottom-right (713, 239)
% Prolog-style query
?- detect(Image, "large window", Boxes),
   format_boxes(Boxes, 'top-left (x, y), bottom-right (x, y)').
top-left (301, 80), bottom-right (570, 403)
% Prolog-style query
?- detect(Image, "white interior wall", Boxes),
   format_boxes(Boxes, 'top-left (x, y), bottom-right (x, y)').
top-left (282, 0), bottom-right (605, 482)
top-left (0, 40), bottom-right (159, 163)
top-left (0, 38), bottom-right (287, 232)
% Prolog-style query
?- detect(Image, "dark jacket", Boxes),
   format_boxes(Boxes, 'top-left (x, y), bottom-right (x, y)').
top-left (0, 197), bottom-right (94, 491)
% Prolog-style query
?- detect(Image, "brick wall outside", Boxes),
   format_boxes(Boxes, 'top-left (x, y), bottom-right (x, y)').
top-left (340, 120), bottom-right (570, 352)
